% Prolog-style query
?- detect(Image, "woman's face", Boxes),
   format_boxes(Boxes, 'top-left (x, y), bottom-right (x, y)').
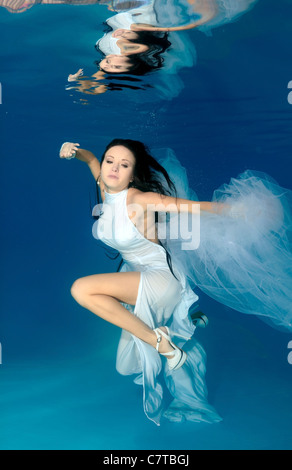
top-left (101, 145), bottom-right (135, 193)
top-left (99, 55), bottom-right (132, 73)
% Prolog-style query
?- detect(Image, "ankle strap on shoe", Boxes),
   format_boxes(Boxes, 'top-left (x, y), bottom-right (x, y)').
top-left (153, 328), bottom-right (162, 352)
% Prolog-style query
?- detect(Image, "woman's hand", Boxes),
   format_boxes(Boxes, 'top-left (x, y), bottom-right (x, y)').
top-left (59, 142), bottom-right (80, 160)
top-left (68, 69), bottom-right (84, 82)
top-left (227, 202), bottom-right (247, 220)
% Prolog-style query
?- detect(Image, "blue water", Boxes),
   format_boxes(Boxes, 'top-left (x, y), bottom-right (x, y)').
top-left (0, 1), bottom-right (292, 450)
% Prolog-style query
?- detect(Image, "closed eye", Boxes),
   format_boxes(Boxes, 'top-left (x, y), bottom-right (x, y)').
top-left (106, 159), bottom-right (128, 168)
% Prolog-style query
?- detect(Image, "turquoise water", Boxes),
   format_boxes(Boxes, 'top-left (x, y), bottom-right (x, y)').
top-left (0, 1), bottom-right (292, 450)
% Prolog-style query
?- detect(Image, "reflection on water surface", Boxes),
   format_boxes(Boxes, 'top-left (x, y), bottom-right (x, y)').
top-left (0, 0), bottom-right (258, 100)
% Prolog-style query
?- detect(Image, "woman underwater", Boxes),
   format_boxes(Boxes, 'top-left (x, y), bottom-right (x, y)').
top-left (59, 139), bottom-right (292, 425)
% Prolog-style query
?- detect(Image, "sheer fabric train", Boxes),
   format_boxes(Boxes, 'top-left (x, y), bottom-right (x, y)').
top-left (155, 148), bottom-right (292, 333)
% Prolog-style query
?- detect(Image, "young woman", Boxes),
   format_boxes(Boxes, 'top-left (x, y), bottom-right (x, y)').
top-left (59, 139), bottom-right (292, 425)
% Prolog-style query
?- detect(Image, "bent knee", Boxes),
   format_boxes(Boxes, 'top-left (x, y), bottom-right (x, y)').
top-left (70, 278), bottom-right (87, 302)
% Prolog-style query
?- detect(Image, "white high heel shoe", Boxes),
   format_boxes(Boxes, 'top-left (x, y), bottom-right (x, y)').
top-left (153, 327), bottom-right (188, 371)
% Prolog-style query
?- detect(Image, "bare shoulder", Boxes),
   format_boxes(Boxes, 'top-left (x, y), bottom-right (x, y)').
top-left (127, 188), bottom-right (169, 207)
top-left (127, 187), bottom-right (144, 204)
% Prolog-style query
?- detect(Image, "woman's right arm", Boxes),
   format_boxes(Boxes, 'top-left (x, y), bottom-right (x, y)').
top-left (67, 69), bottom-right (107, 95)
top-left (59, 142), bottom-right (105, 198)
top-left (77, 147), bottom-right (101, 182)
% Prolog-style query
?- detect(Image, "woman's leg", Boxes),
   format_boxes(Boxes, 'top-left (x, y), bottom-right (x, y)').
top-left (70, 272), bottom-right (173, 353)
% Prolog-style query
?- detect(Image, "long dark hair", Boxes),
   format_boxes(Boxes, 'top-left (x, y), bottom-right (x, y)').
top-left (93, 138), bottom-right (178, 278)
top-left (96, 30), bottom-right (171, 76)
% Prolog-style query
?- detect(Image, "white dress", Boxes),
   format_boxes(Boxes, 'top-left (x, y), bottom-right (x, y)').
top-left (94, 188), bottom-right (222, 425)
top-left (93, 151), bottom-right (292, 425)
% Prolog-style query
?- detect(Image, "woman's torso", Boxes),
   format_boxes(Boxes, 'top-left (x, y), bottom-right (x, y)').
top-left (95, 188), bottom-right (170, 272)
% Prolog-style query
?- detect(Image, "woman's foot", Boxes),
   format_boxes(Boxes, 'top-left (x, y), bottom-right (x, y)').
top-left (155, 326), bottom-right (175, 355)
top-left (153, 327), bottom-right (187, 370)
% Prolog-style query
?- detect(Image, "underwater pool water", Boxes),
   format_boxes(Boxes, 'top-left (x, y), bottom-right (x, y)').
top-left (0, 0), bottom-right (292, 450)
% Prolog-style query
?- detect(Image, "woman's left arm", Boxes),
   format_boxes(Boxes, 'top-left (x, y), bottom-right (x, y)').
top-left (131, 191), bottom-right (226, 215)
top-left (130, 1), bottom-right (217, 33)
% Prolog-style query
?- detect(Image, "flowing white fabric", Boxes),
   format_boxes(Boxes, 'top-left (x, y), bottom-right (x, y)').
top-left (155, 149), bottom-right (292, 332)
top-left (94, 188), bottom-right (222, 425)
top-left (198, 0), bottom-right (258, 33)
